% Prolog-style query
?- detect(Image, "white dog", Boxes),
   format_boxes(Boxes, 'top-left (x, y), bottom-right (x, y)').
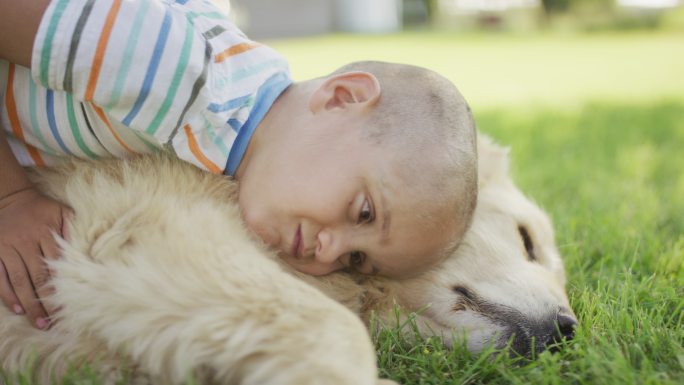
top-left (0, 134), bottom-right (574, 384)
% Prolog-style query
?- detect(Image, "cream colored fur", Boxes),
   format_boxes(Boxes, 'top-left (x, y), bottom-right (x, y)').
top-left (2, 157), bottom-right (389, 385)
top-left (0, 134), bottom-right (572, 383)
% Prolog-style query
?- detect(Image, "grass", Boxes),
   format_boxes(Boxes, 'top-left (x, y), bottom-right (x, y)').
top-left (267, 29), bottom-right (684, 110)
top-left (269, 29), bottom-right (684, 384)
top-left (8, 30), bottom-right (684, 384)
top-left (373, 100), bottom-right (684, 384)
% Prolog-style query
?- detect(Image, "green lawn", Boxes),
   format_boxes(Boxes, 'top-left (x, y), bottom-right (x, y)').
top-left (268, 30), bottom-right (684, 110)
top-left (270, 30), bottom-right (684, 385)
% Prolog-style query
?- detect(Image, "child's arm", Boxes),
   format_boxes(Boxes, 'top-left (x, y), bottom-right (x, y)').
top-left (0, 128), bottom-right (69, 329)
top-left (0, 0), bottom-right (49, 66)
top-left (0, 0), bottom-right (69, 328)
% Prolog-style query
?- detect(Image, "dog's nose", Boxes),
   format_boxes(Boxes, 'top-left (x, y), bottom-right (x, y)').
top-left (510, 311), bottom-right (578, 356)
top-left (543, 311), bottom-right (578, 352)
top-left (556, 312), bottom-right (578, 341)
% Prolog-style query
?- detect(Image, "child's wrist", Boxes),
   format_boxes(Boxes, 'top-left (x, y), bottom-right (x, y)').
top-left (0, 184), bottom-right (35, 203)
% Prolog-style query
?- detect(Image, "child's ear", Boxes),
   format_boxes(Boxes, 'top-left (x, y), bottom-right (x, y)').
top-left (309, 71), bottom-right (381, 113)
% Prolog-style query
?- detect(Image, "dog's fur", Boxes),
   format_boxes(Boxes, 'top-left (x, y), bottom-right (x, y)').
top-left (0, 134), bottom-right (574, 384)
top-left (356, 135), bottom-right (575, 355)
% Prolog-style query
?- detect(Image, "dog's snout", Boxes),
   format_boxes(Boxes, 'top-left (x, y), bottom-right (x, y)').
top-left (545, 311), bottom-right (578, 353)
top-left (516, 310), bottom-right (578, 356)
top-left (556, 312), bottom-right (578, 341)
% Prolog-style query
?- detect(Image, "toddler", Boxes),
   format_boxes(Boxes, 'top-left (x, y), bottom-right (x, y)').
top-left (0, 0), bottom-right (478, 329)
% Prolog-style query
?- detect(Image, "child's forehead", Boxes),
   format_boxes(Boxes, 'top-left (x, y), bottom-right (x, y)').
top-left (381, 177), bottom-right (463, 224)
top-left (371, 204), bottom-right (463, 277)
top-left (359, 138), bottom-right (466, 215)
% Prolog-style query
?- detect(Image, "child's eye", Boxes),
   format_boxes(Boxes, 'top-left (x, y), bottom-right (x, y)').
top-left (349, 251), bottom-right (366, 270)
top-left (358, 200), bottom-right (374, 224)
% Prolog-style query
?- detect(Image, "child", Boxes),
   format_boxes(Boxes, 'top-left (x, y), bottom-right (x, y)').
top-left (0, 0), bottom-right (478, 329)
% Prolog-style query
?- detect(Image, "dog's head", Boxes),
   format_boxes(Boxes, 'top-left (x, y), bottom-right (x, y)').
top-left (366, 134), bottom-right (576, 356)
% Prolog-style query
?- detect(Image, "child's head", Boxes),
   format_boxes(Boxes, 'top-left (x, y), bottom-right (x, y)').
top-left (235, 61), bottom-right (477, 278)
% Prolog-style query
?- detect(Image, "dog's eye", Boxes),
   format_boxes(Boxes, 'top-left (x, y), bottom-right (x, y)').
top-left (452, 286), bottom-right (475, 311)
top-left (518, 225), bottom-right (537, 262)
top-left (452, 286), bottom-right (474, 300)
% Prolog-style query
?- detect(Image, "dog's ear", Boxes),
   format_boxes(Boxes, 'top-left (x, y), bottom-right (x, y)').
top-left (477, 133), bottom-right (510, 188)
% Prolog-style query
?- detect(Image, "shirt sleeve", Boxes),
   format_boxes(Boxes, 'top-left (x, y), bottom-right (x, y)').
top-left (30, 0), bottom-right (208, 144)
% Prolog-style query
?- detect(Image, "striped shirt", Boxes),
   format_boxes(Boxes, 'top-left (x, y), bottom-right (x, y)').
top-left (0, 0), bottom-right (291, 175)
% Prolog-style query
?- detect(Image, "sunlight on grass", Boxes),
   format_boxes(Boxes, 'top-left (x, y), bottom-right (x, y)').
top-left (267, 30), bottom-right (684, 110)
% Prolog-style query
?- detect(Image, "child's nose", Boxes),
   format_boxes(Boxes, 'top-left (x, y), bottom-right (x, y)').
top-left (315, 228), bottom-right (345, 265)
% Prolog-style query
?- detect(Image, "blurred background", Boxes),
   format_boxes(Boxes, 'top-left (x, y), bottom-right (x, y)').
top-left (216, 0), bottom-right (684, 111)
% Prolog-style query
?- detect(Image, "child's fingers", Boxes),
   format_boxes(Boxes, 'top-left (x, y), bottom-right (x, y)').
top-left (40, 233), bottom-right (61, 262)
top-left (20, 243), bottom-right (54, 321)
top-left (19, 242), bottom-right (51, 290)
top-left (0, 248), bottom-right (49, 329)
top-left (38, 236), bottom-right (59, 316)
top-left (0, 254), bottom-right (23, 315)
top-left (60, 208), bottom-right (73, 242)
top-left (36, 283), bottom-right (56, 317)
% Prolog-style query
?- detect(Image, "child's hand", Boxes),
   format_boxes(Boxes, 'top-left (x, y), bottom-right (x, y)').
top-left (0, 187), bottom-right (71, 329)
